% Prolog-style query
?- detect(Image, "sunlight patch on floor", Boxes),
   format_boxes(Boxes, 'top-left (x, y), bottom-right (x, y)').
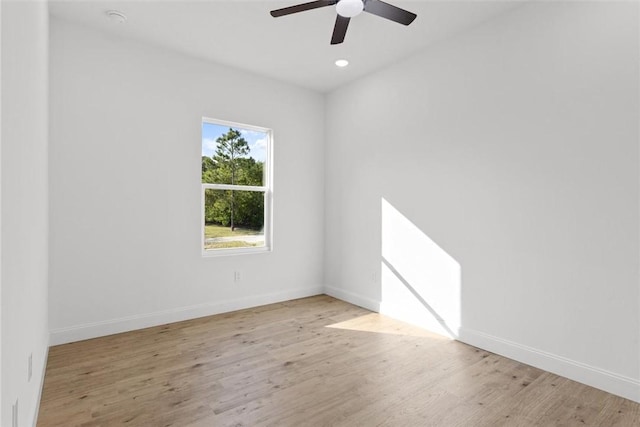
top-left (326, 312), bottom-right (452, 339)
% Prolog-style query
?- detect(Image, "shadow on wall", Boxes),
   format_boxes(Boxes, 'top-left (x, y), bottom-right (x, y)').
top-left (380, 198), bottom-right (461, 339)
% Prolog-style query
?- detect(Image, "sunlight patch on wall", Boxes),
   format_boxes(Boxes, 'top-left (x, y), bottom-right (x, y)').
top-left (381, 198), bottom-right (461, 339)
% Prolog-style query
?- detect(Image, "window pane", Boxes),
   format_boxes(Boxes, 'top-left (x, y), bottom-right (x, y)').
top-left (202, 122), bottom-right (267, 186)
top-left (203, 189), bottom-right (265, 251)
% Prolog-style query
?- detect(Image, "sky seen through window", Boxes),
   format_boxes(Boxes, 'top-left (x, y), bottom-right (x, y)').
top-left (202, 122), bottom-right (267, 162)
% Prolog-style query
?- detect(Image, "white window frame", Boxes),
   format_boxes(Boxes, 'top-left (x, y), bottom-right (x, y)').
top-left (201, 117), bottom-right (273, 257)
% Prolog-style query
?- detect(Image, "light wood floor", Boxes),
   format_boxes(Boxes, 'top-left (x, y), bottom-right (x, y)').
top-left (38, 295), bottom-right (639, 426)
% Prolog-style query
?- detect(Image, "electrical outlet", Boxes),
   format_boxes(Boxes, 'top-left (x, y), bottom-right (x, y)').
top-left (371, 271), bottom-right (378, 283)
top-left (28, 353), bottom-right (33, 382)
top-left (12, 399), bottom-right (18, 427)
top-left (234, 271), bottom-right (241, 282)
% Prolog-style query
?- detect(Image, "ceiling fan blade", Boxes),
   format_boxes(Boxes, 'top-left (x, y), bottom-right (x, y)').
top-left (331, 15), bottom-right (350, 45)
top-left (270, 0), bottom-right (336, 18)
top-left (363, 0), bottom-right (416, 25)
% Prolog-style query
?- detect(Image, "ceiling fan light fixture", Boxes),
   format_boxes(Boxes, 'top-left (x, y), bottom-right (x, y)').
top-left (336, 0), bottom-right (364, 18)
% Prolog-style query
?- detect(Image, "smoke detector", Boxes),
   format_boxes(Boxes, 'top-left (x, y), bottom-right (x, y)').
top-left (106, 10), bottom-right (127, 24)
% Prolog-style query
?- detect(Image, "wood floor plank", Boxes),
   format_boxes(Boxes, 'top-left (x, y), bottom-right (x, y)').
top-left (38, 296), bottom-right (640, 426)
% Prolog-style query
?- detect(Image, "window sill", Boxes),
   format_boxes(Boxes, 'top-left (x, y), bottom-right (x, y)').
top-left (202, 246), bottom-right (272, 258)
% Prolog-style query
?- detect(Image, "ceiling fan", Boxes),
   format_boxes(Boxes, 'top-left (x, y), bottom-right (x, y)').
top-left (270, 0), bottom-right (417, 45)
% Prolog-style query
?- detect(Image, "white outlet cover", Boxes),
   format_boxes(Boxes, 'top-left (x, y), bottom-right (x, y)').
top-left (28, 353), bottom-right (33, 382)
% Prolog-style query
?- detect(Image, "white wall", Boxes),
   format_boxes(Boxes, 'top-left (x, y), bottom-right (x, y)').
top-left (325, 1), bottom-right (639, 401)
top-left (1, 1), bottom-right (50, 426)
top-left (1, 1), bottom-right (3, 422)
top-left (49, 18), bottom-right (325, 344)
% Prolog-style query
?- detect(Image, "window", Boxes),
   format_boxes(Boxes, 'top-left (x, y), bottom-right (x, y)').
top-left (201, 118), bottom-right (272, 255)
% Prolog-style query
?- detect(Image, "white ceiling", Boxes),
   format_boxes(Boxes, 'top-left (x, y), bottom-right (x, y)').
top-left (49, 0), bottom-right (523, 93)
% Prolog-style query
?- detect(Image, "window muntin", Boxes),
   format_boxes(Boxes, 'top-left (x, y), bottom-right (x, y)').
top-left (201, 118), bottom-right (272, 255)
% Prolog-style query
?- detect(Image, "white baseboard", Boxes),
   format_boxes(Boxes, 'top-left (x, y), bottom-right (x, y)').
top-left (325, 287), bottom-right (640, 404)
top-left (31, 334), bottom-right (49, 427)
top-left (49, 286), bottom-right (324, 346)
top-left (458, 327), bottom-right (640, 403)
top-left (323, 285), bottom-right (380, 312)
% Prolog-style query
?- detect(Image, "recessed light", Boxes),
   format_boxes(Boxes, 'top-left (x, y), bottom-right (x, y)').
top-left (335, 59), bottom-right (349, 68)
top-left (106, 10), bottom-right (127, 24)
